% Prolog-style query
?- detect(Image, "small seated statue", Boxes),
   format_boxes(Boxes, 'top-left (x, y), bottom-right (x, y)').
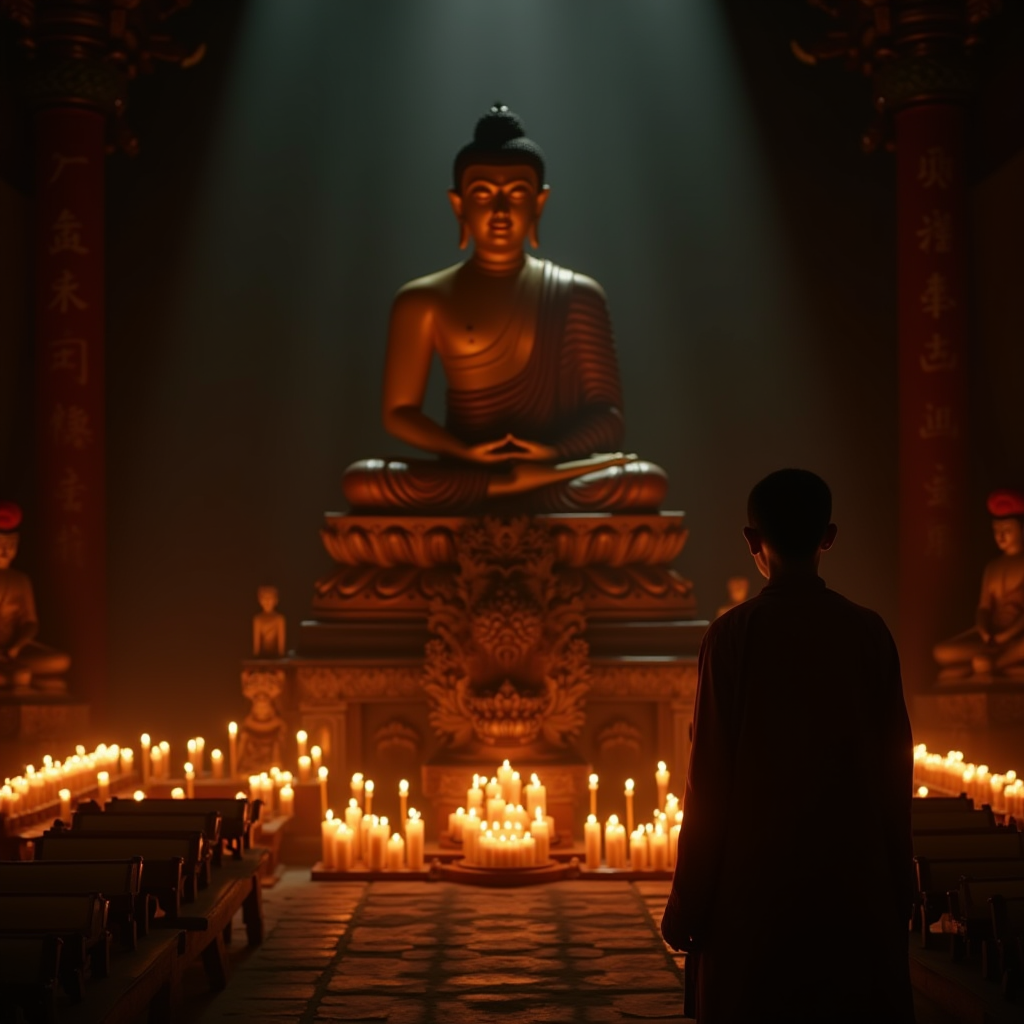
top-left (237, 669), bottom-right (288, 773)
top-left (0, 501), bottom-right (71, 689)
top-left (934, 490), bottom-right (1024, 681)
top-left (342, 103), bottom-right (667, 515)
top-left (253, 585), bottom-right (286, 658)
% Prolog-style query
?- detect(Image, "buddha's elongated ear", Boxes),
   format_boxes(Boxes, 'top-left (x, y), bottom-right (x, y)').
top-left (529, 186), bottom-right (551, 250)
top-left (448, 189), bottom-right (469, 249)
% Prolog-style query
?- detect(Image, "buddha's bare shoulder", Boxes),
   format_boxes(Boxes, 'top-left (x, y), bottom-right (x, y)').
top-left (393, 262), bottom-right (464, 307)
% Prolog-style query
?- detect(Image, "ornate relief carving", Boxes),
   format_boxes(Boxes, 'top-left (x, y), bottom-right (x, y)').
top-left (596, 718), bottom-right (643, 755)
top-left (374, 719), bottom-right (421, 755)
top-left (296, 666), bottom-right (422, 703)
top-left (589, 663), bottom-right (698, 701)
top-left (238, 669), bottom-right (288, 773)
top-left (545, 514), bottom-right (689, 567)
top-left (422, 517), bottom-right (591, 749)
top-left (321, 516), bottom-right (462, 568)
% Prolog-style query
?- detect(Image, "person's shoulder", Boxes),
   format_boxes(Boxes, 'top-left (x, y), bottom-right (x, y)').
top-left (823, 586), bottom-right (894, 639)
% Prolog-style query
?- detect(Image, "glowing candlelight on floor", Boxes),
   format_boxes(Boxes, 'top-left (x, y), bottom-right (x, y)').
top-left (298, 756), bottom-right (311, 783)
top-left (211, 749), bottom-right (224, 779)
top-left (531, 806), bottom-right (550, 864)
top-left (279, 784), bottom-right (294, 817)
top-left (59, 788), bottom-right (71, 822)
top-left (624, 778), bottom-right (635, 836)
top-left (387, 832), bottom-right (405, 871)
top-left (296, 730), bottom-right (308, 759)
top-left (318, 766), bottom-right (329, 818)
top-left (96, 770), bottom-right (110, 805)
top-left (171, 787), bottom-right (185, 800)
top-left (345, 799), bottom-right (363, 860)
top-left (406, 809), bottom-right (425, 870)
top-left (159, 742), bottom-right (170, 778)
top-left (310, 745), bottom-right (322, 771)
top-left (917, 785), bottom-right (929, 798)
top-left (184, 762), bottom-right (195, 799)
top-left (589, 773), bottom-right (599, 817)
top-left (228, 722), bottom-right (238, 778)
top-left (399, 779), bottom-right (409, 824)
top-left (364, 780), bottom-right (374, 817)
top-left (585, 813), bottom-right (602, 869)
top-left (656, 761), bottom-right (669, 811)
top-left (134, 790), bottom-right (145, 802)
top-left (321, 810), bottom-right (338, 868)
top-left (351, 772), bottom-right (364, 806)
top-left (526, 773), bottom-right (546, 819)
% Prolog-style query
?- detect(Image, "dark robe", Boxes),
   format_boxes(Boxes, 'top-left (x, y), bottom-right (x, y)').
top-left (342, 260), bottom-right (666, 514)
top-left (662, 575), bottom-right (915, 1024)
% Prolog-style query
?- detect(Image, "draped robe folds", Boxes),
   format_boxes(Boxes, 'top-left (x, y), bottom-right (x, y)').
top-left (661, 577), bottom-right (915, 1024)
top-left (342, 260), bottom-right (667, 514)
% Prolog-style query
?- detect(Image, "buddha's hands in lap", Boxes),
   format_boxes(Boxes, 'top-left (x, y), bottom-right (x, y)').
top-left (463, 434), bottom-right (558, 464)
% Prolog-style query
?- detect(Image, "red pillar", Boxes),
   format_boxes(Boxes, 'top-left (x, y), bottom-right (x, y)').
top-left (32, 102), bottom-right (108, 712)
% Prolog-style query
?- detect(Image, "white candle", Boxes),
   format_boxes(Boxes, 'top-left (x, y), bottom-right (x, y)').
top-left (399, 779), bottom-right (409, 825)
top-left (345, 799), bottom-right (364, 860)
top-left (364, 779), bottom-right (374, 817)
top-left (187, 739), bottom-right (197, 770)
top-left (96, 771), bottom-right (110, 805)
top-left (120, 747), bottom-right (134, 779)
top-left (526, 773), bottom-right (546, 818)
top-left (387, 832), bottom-right (405, 871)
top-left (605, 814), bottom-right (626, 868)
top-left (350, 772), bottom-right (364, 806)
top-left (184, 763), bottom-right (195, 800)
top-left (279, 784), bottom-right (294, 816)
top-left (333, 824), bottom-right (354, 871)
top-left (656, 761), bottom-right (670, 812)
top-left (59, 788), bottom-right (71, 822)
top-left (298, 756), bottom-right (312, 783)
top-left (296, 730), bottom-right (308, 759)
top-left (448, 806), bottom-right (466, 841)
top-left (368, 815), bottom-right (389, 871)
top-left (585, 813), bottom-right (602, 870)
top-left (497, 759), bottom-right (514, 795)
top-left (650, 826), bottom-right (668, 871)
top-left (486, 796), bottom-right (506, 823)
top-left (140, 734), bottom-right (151, 789)
top-left (485, 776), bottom-right (502, 799)
top-left (507, 771), bottom-right (522, 807)
top-left (589, 773), bottom-right (599, 817)
top-left (467, 774), bottom-right (484, 813)
top-left (531, 807), bottom-right (550, 864)
top-left (522, 832), bottom-right (536, 866)
top-left (321, 810), bottom-right (338, 868)
top-left (310, 745), bottom-right (322, 771)
top-left (406, 810), bottom-right (425, 871)
top-left (195, 737), bottom-right (205, 772)
top-left (630, 827), bottom-right (647, 870)
top-left (158, 742), bottom-right (170, 778)
top-left (228, 722), bottom-right (238, 778)
top-left (318, 766), bottom-right (329, 818)
top-left (211, 749), bottom-right (224, 779)
top-left (150, 745), bottom-right (163, 781)
top-left (260, 773), bottom-right (274, 815)
top-left (625, 778), bottom-right (635, 836)
top-left (665, 793), bottom-right (679, 820)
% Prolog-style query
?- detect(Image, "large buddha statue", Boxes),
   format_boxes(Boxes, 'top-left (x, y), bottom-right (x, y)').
top-left (342, 104), bottom-right (667, 515)
top-left (933, 490), bottom-right (1024, 681)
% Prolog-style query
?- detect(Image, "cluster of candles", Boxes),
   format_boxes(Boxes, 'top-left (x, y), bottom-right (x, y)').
top-left (138, 728), bottom-right (239, 790)
top-left (913, 745), bottom-right (1023, 818)
top-left (246, 768), bottom-right (298, 818)
top-left (1, 743), bottom-right (136, 823)
top-left (319, 773), bottom-right (425, 872)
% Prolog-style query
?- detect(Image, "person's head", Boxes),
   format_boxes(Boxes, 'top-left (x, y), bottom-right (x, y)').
top-left (743, 469), bottom-right (836, 579)
top-left (0, 501), bottom-right (21, 570)
top-left (987, 490), bottom-right (1024, 556)
top-left (257, 585), bottom-right (279, 613)
top-left (449, 104), bottom-right (550, 263)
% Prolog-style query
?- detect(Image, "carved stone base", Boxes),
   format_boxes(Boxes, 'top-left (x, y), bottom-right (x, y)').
top-left (0, 693), bottom-right (90, 741)
top-left (914, 682), bottom-right (1024, 729)
top-left (422, 749), bottom-right (591, 843)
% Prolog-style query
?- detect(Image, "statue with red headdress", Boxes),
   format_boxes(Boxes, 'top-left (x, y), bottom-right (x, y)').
top-left (934, 490), bottom-right (1024, 681)
top-left (0, 502), bottom-right (71, 691)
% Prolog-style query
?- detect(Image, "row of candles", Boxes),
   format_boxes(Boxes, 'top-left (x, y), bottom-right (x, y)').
top-left (913, 745), bottom-right (1023, 819)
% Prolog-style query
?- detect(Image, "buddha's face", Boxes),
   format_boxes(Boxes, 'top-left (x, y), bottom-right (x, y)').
top-left (0, 532), bottom-right (18, 570)
top-left (257, 587), bottom-right (278, 613)
top-left (449, 163), bottom-right (549, 259)
top-left (992, 517), bottom-right (1024, 556)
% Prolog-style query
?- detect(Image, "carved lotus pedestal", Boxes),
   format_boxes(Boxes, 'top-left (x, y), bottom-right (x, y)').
top-left (245, 511), bottom-right (706, 841)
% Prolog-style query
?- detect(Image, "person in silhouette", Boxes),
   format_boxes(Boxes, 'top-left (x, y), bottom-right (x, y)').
top-left (662, 469), bottom-right (914, 1023)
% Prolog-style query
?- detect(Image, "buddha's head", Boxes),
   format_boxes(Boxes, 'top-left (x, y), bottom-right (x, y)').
top-left (257, 585), bottom-right (279, 614)
top-left (449, 104), bottom-right (550, 262)
top-left (0, 501), bottom-right (21, 570)
top-left (988, 490), bottom-right (1024, 556)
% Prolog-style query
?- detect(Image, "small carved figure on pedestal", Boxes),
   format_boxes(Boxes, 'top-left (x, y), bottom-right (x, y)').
top-left (237, 669), bottom-right (288, 772)
top-left (715, 576), bottom-right (750, 619)
top-left (934, 490), bottom-right (1024, 682)
top-left (253, 585), bottom-right (286, 658)
top-left (0, 501), bottom-right (70, 693)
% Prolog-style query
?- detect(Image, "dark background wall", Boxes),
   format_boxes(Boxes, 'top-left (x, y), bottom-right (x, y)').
top-left (1, 0), bottom-right (1022, 749)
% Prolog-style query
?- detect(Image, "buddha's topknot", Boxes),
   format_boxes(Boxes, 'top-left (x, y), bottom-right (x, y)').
top-left (453, 103), bottom-right (546, 191)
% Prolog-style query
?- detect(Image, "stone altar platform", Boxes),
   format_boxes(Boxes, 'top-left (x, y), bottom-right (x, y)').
top-left (242, 512), bottom-right (706, 839)
top-left (914, 679), bottom-right (1024, 730)
top-left (0, 690), bottom-right (90, 742)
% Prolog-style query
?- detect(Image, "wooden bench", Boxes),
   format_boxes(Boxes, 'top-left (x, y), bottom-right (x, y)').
top-left (0, 892), bottom-right (109, 1002)
top-left (104, 797), bottom-right (252, 858)
top-left (913, 830), bottom-right (1024, 863)
top-left (72, 810), bottom-right (224, 867)
top-left (0, 859), bottom-right (144, 950)
top-left (990, 894), bottom-right (1024, 997)
top-left (36, 831), bottom-right (200, 914)
top-left (912, 795), bottom-right (974, 813)
top-left (0, 934), bottom-right (62, 1024)
top-left (953, 878), bottom-right (1024, 973)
